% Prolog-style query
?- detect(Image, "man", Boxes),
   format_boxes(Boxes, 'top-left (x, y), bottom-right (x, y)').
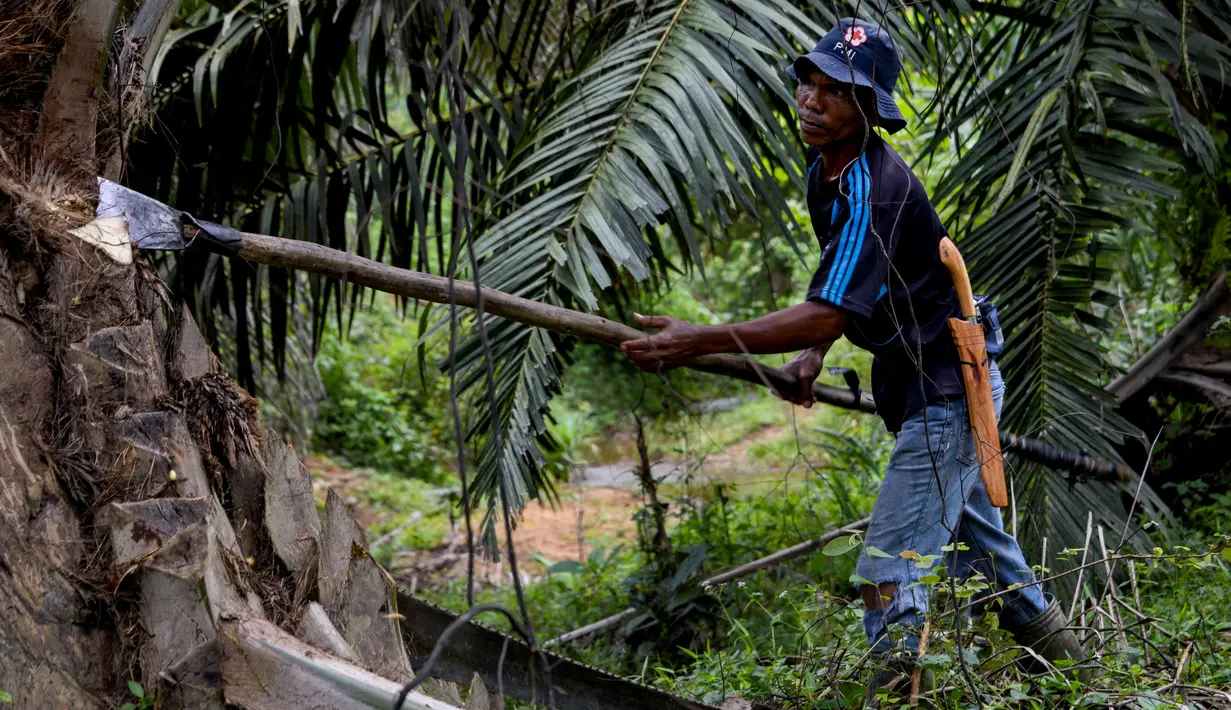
top-left (620, 18), bottom-right (1085, 703)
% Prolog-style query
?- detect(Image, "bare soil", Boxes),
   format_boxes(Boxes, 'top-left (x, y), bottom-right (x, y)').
top-left (303, 418), bottom-right (795, 590)
top-left (386, 488), bottom-right (644, 593)
top-left (306, 454), bottom-right (644, 588)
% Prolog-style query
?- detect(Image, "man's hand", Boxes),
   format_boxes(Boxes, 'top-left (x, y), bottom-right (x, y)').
top-left (620, 314), bottom-right (711, 372)
top-left (779, 344), bottom-right (832, 407)
top-left (618, 303), bottom-right (845, 372)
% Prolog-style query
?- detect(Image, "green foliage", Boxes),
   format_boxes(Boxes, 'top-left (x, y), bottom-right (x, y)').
top-left (142, 0), bottom-right (1231, 702)
top-left (554, 342), bottom-right (680, 433)
top-left (420, 417), bottom-right (1231, 707)
top-left (138, 0), bottom-right (1231, 585)
top-left (618, 542), bottom-right (721, 660)
top-left (138, 0), bottom-right (845, 518)
top-left (444, 0), bottom-right (831, 514)
top-left (1152, 128), bottom-right (1231, 288)
top-left (1103, 128), bottom-right (1231, 370)
top-left (120, 680), bottom-right (153, 710)
top-left (555, 219), bottom-right (874, 449)
top-left (540, 401), bottom-right (598, 480)
top-left (427, 541), bottom-right (641, 670)
top-left (649, 584), bottom-right (872, 706)
top-left (313, 300), bottom-right (453, 481)
top-left (649, 509), bottom-right (1231, 709)
top-left (669, 422), bottom-right (887, 573)
top-left (693, 211), bottom-right (812, 322)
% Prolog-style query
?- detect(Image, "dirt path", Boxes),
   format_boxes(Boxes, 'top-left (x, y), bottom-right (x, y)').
top-left (303, 419), bottom-right (791, 589)
top-left (506, 487), bottom-right (641, 562)
top-left (306, 453), bottom-right (643, 587)
top-left (386, 487), bottom-right (644, 592)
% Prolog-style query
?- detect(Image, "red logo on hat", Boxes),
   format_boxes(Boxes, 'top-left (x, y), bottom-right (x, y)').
top-left (844, 25), bottom-right (868, 46)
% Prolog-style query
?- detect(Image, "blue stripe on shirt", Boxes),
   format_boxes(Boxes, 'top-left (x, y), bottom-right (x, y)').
top-left (820, 161), bottom-right (869, 305)
top-left (835, 155), bottom-right (872, 299)
top-left (831, 160), bottom-right (868, 299)
top-left (819, 168), bottom-right (860, 304)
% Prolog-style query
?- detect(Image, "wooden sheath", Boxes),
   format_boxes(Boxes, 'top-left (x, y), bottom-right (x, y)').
top-left (939, 237), bottom-right (1008, 508)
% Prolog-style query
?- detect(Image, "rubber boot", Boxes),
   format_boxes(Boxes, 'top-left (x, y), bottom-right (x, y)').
top-left (1001, 595), bottom-right (1089, 681)
top-left (864, 655), bottom-right (933, 708)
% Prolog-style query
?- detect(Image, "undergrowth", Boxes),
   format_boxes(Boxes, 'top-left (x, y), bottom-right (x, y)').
top-left (426, 465), bottom-right (1231, 709)
top-left (313, 298), bottom-right (454, 481)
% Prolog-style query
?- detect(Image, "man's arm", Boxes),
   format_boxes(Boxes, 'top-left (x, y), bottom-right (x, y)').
top-left (619, 301), bottom-right (846, 371)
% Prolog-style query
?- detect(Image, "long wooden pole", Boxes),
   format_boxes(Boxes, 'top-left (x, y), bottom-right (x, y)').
top-left (234, 231), bottom-right (1131, 483)
top-left (238, 232), bottom-right (872, 412)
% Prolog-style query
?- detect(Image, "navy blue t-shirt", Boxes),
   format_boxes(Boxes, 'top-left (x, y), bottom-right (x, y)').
top-left (805, 134), bottom-right (965, 432)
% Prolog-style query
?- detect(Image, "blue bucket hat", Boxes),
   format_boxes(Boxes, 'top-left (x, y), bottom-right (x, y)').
top-left (786, 18), bottom-right (907, 134)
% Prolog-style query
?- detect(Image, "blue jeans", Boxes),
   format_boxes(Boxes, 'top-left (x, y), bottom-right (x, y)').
top-left (856, 362), bottom-right (1047, 651)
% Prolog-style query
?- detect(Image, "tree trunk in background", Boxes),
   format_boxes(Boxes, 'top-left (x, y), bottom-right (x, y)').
top-left (0, 2), bottom-right (424, 707)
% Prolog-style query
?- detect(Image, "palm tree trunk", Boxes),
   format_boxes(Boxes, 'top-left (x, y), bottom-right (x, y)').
top-left (0, 3), bottom-right (427, 707)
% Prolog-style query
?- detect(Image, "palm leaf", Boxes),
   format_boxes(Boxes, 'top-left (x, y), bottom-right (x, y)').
top-left (889, 0), bottom-right (1230, 574)
top-left (131, 0), bottom-right (568, 384)
top-left (449, 0), bottom-right (827, 512)
top-left (131, 0), bottom-right (1231, 568)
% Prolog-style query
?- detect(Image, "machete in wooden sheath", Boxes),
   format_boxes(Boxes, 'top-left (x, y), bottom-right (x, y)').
top-left (93, 178), bottom-right (1133, 484)
top-left (939, 236), bottom-right (1009, 507)
top-left (396, 593), bottom-right (717, 710)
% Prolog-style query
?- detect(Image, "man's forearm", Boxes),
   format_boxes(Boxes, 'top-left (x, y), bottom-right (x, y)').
top-left (620, 301), bottom-right (846, 370)
top-left (697, 301), bottom-right (844, 355)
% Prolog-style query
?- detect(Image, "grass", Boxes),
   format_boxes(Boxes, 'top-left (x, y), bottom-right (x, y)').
top-left (416, 442), bottom-right (1231, 709)
top-left (311, 404), bottom-right (1231, 710)
top-left (433, 518), bottom-right (1230, 710)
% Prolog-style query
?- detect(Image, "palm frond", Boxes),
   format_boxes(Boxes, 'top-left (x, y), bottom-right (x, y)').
top-left (131, 0), bottom-right (569, 385)
top-left (450, 0), bottom-right (829, 511)
top-left (131, 0), bottom-right (831, 514)
top-left (889, 0), bottom-right (1231, 565)
top-left (131, 0), bottom-right (1231, 556)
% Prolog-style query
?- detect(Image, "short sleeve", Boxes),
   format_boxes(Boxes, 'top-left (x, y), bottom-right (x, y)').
top-left (805, 158), bottom-right (891, 318)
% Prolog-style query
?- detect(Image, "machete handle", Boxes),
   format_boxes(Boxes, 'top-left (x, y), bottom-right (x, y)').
top-left (939, 236), bottom-right (978, 320)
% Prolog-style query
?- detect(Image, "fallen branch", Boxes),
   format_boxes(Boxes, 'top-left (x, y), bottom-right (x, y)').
top-left (702, 517), bottom-right (872, 586)
top-left (545, 517), bottom-right (871, 646)
top-left (371, 512), bottom-right (423, 549)
top-left (1157, 641), bottom-right (1194, 694)
top-left (1155, 369), bottom-right (1231, 402)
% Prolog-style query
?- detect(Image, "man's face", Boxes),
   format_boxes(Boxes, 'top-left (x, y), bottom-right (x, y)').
top-left (795, 69), bottom-right (867, 147)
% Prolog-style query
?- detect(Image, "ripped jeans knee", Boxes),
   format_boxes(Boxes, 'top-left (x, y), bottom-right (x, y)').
top-left (857, 573), bottom-right (929, 652)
